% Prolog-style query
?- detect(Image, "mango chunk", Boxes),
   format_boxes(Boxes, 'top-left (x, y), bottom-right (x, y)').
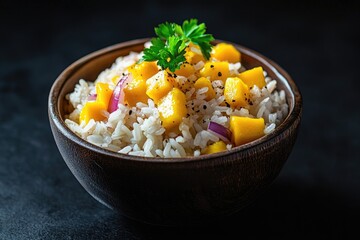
top-left (123, 78), bottom-right (149, 107)
top-left (238, 66), bottom-right (266, 88)
top-left (174, 62), bottom-right (195, 77)
top-left (157, 88), bottom-right (187, 131)
top-left (79, 101), bottom-right (107, 124)
top-left (194, 77), bottom-right (216, 101)
top-left (185, 43), bottom-right (205, 64)
top-left (200, 62), bottom-right (230, 82)
top-left (79, 83), bottom-right (112, 124)
top-left (95, 82), bottom-right (112, 110)
top-left (211, 43), bottom-right (241, 63)
top-left (111, 75), bottom-right (120, 84)
top-left (202, 141), bottom-right (227, 155)
top-left (128, 61), bottom-right (159, 81)
top-left (146, 70), bottom-right (176, 103)
top-left (224, 77), bottom-right (251, 108)
top-left (229, 116), bottom-right (265, 146)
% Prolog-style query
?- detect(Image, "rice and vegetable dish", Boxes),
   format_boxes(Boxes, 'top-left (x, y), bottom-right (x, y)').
top-left (65, 19), bottom-right (288, 157)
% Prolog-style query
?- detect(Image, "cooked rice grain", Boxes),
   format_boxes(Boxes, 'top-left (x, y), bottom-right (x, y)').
top-left (65, 47), bottom-right (288, 157)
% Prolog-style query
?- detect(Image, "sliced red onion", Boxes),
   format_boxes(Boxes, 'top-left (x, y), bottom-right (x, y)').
top-left (207, 121), bottom-right (232, 143)
top-left (87, 93), bottom-right (97, 101)
top-left (108, 74), bottom-right (132, 113)
top-left (119, 74), bottom-right (132, 105)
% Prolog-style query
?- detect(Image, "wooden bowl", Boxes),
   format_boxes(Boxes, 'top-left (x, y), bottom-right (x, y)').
top-left (48, 38), bottom-right (302, 226)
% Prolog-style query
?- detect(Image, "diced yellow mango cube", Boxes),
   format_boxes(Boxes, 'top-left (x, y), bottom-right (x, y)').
top-left (201, 141), bottom-right (227, 155)
top-left (185, 43), bottom-right (205, 64)
top-left (79, 101), bottom-right (107, 124)
top-left (211, 43), bottom-right (241, 63)
top-left (95, 82), bottom-right (112, 110)
top-left (194, 77), bottom-right (216, 101)
top-left (174, 62), bottom-right (195, 77)
top-left (157, 87), bottom-right (187, 131)
top-left (111, 75), bottom-right (120, 84)
top-left (229, 116), bottom-right (265, 146)
top-left (146, 70), bottom-right (175, 103)
top-left (128, 61), bottom-right (159, 81)
top-left (224, 77), bottom-right (251, 108)
top-left (200, 62), bottom-right (230, 82)
top-left (123, 78), bottom-right (149, 107)
top-left (238, 66), bottom-right (266, 88)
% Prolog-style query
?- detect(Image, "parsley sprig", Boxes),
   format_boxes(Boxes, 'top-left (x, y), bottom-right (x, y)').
top-left (141, 19), bottom-right (214, 72)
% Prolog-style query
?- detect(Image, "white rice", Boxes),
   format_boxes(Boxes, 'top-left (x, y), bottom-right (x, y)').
top-left (64, 44), bottom-right (289, 158)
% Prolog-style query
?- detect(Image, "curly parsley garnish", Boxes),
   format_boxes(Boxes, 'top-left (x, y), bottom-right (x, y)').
top-left (141, 19), bottom-right (214, 72)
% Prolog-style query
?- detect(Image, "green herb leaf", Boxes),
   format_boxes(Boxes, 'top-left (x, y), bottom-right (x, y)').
top-left (142, 19), bottom-right (214, 72)
top-left (155, 22), bottom-right (182, 40)
top-left (166, 36), bottom-right (187, 72)
top-left (182, 19), bottom-right (214, 59)
top-left (142, 37), bottom-right (186, 72)
top-left (142, 38), bottom-right (165, 62)
top-left (189, 36), bottom-right (214, 59)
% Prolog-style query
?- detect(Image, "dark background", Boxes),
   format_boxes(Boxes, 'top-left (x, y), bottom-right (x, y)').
top-left (1, 0), bottom-right (359, 239)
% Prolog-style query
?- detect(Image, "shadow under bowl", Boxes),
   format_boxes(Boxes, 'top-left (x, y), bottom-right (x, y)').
top-left (48, 38), bottom-right (302, 226)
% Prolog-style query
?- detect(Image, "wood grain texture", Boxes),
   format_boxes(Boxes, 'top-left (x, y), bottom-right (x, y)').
top-left (48, 39), bottom-right (302, 226)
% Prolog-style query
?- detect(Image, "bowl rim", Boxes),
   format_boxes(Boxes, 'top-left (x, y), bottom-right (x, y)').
top-left (48, 38), bottom-right (302, 163)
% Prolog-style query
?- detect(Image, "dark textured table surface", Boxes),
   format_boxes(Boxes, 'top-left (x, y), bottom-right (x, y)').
top-left (1, 0), bottom-right (359, 239)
